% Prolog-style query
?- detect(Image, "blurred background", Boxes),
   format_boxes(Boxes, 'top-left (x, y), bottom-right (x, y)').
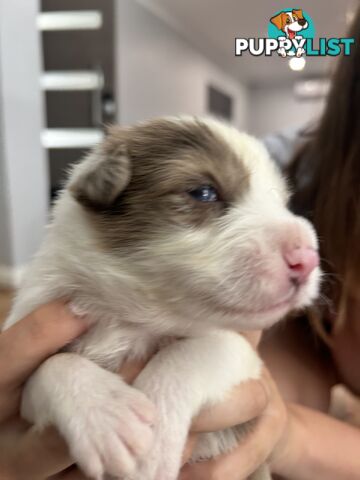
top-left (0, 0), bottom-right (358, 289)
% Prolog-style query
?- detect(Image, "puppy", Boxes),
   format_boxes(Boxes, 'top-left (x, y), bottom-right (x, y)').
top-left (3, 117), bottom-right (320, 480)
top-left (270, 9), bottom-right (309, 57)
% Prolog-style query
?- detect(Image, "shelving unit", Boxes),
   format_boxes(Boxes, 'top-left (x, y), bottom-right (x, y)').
top-left (41, 128), bottom-right (104, 149)
top-left (38, 1), bottom-right (115, 196)
top-left (41, 70), bottom-right (104, 91)
top-left (39, 7), bottom-right (105, 151)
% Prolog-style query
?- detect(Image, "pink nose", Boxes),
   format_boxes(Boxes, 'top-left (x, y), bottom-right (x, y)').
top-left (283, 247), bottom-right (319, 284)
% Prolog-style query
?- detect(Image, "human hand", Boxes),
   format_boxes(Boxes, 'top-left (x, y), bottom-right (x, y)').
top-left (179, 367), bottom-right (288, 480)
top-left (0, 302), bottom-right (89, 479)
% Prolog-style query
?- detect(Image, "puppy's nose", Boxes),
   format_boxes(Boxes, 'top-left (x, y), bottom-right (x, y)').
top-left (283, 247), bottom-right (319, 285)
top-left (298, 18), bottom-right (306, 26)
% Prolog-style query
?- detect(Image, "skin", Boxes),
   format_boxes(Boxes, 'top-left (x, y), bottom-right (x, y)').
top-left (180, 368), bottom-right (287, 480)
top-left (0, 303), bottom-right (269, 480)
top-left (269, 290), bottom-right (360, 480)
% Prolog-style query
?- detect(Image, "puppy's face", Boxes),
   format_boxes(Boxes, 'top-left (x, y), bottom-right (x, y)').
top-left (69, 117), bottom-right (320, 331)
top-left (270, 10), bottom-right (308, 39)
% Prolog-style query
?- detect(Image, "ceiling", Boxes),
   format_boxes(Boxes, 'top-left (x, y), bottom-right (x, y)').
top-left (141, 0), bottom-right (359, 86)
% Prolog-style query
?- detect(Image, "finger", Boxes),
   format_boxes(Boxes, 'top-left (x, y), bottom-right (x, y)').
top-left (182, 370), bottom-right (285, 480)
top-left (119, 357), bottom-right (149, 384)
top-left (238, 330), bottom-right (262, 348)
top-left (191, 376), bottom-right (268, 432)
top-left (119, 338), bottom-right (179, 384)
top-left (12, 425), bottom-right (74, 479)
top-left (181, 433), bottom-right (199, 464)
top-left (0, 302), bottom-right (89, 388)
top-left (180, 414), bottom-right (276, 480)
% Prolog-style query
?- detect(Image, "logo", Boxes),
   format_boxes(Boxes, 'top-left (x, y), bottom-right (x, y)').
top-left (235, 8), bottom-right (355, 58)
top-left (268, 9), bottom-right (313, 57)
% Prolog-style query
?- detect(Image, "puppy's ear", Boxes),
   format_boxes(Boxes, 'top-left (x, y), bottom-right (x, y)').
top-left (270, 12), bottom-right (284, 30)
top-left (292, 9), bottom-right (303, 19)
top-left (69, 127), bottom-right (131, 210)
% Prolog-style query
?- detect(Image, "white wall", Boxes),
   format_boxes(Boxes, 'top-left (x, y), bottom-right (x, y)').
top-left (0, 0), bottom-right (48, 286)
top-left (115, 0), bottom-right (248, 130)
top-left (248, 84), bottom-right (325, 138)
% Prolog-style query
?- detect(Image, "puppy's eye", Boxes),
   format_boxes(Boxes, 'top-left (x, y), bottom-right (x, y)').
top-left (188, 185), bottom-right (219, 202)
top-left (286, 17), bottom-right (291, 23)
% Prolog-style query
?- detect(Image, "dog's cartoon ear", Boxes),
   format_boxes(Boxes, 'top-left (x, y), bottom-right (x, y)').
top-left (270, 12), bottom-right (284, 30)
top-left (69, 126), bottom-right (131, 210)
top-left (292, 9), bottom-right (303, 19)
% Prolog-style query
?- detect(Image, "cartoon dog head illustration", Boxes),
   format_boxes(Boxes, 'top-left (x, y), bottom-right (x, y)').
top-left (270, 9), bottom-right (308, 39)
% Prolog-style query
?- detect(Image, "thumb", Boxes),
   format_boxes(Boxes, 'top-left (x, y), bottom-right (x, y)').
top-left (0, 302), bottom-right (89, 388)
top-left (13, 425), bottom-right (74, 479)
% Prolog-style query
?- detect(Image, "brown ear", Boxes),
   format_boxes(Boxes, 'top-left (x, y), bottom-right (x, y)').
top-left (270, 12), bottom-right (284, 30)
top-left (68, 127), bottom-right (131, 210)
top-left (292, 9), bottom-right (303, 19)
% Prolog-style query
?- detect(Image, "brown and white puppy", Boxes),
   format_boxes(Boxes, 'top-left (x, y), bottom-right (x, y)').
top-left (3, 117), bottom-right (320, 480)
top-left (270, 9), bottom-right (308, 40)
top-left (270, 9), bottom-right (308, 57)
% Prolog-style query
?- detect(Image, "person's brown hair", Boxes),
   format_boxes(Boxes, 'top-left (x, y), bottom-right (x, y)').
top-left (288, 8), bottom-right (360, 339)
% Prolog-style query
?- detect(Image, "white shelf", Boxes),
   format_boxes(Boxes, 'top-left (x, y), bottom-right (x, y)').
top-left (41, 71), bottom-right (104, 91)
top-left (38, 11), bottom-right (103, 31)
top-left (41, 128), bottom-right (104, 149)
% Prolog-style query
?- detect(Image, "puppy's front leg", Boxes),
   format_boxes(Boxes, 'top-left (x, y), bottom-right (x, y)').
top-left (132, 330), bottom-right (262, 480)
top-left (249, 464), bottom-right (273, 480)
top-left (21, 353), bottom-right (155, 480)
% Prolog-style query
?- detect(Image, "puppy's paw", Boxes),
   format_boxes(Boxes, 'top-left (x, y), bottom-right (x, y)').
top-left (21, 354), bottom-right (156, 479)
top-left (129, 445), bottom-right (180, 480)
top-left (125, 411), bottom-right (186, 480)
top-left (296, 47), bottom-right (305, 57)
top-left (277, 47), bottom-right (287, 57)
top-left (62, 382), bottom-right (155, 480)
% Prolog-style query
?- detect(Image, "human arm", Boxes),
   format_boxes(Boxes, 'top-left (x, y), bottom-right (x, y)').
top-left (271, 402), bottom-right (360, 480)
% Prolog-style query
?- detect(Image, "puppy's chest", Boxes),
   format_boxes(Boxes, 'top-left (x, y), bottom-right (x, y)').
top-left (64, 311), bottom-right (177, 372)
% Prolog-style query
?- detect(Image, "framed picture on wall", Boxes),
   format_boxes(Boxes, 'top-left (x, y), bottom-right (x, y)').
top-left (207, 85), bottom-right (233, 121)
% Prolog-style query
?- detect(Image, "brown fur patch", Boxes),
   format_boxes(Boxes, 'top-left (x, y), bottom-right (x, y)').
top-left (292, 9), bottom-right (304, 20)
top-left (70, 118), bottom-right (250, 250)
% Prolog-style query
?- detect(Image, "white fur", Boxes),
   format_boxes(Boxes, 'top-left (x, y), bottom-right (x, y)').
top-left (3, 117), bottom-right (320, 480)
top-left (22, 353), bottom-right (155, 479)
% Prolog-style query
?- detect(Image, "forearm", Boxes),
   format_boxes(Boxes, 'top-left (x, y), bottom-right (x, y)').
top-left (272, 403), bottom-right (360, 480)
